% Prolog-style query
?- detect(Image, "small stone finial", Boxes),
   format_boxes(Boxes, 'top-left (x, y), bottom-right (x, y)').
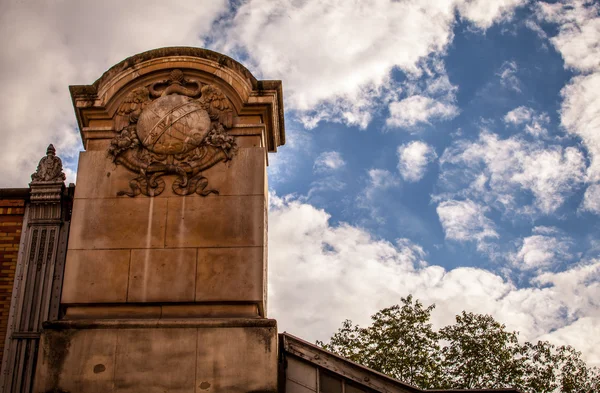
top-left (31, 144), bottom-right (66, 183)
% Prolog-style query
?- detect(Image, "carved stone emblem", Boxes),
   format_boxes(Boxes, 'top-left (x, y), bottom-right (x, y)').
top-left (108, 69), bottom-right (236, 197)
top-left (31, 144), bottom-right (66, 183)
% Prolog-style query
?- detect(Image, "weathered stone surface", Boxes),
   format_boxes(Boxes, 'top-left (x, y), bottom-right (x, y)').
top-left (73, 150), bottom-right (140, 199)
top-left (34, 329), bottom-right (118, 393)
top-left (34, 322), bottom-right (278, 393)
top-left (128, 248), bottom-right (196, 302)
top-left (201, 147), bottom-right (266, 196)
top-left (62, 249), bottom-right (130, 303)
top-left (62, 304), bottom-right (259, 319)
top-left (196, 247), bottom-right (263, 302)
top-left (76, 147), bottom-right (265, 199)
top-left (196, 326), bottom-right (278, 393)
top-left (114, 328), bottom-right (196, 393)
top-left (64, 305), bottom-right (162, 319)
top-left (165, 195), bottom-right (265, 248)
top-left (68, 197), bottom-right (167, 249)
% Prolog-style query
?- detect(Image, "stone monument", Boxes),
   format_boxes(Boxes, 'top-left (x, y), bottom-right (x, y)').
top-left (33, 47), bottom-right (284, 393)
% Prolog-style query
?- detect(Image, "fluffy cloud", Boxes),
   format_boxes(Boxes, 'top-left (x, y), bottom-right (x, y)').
top-left (367, 169), bottom-right (400, 190)
top-left (314, 151), bottom-right (346, 173)
top-left (438, 131), bottom-right (586, 216)
top-left (458, 0), bottom-right (527, 29)
top-left (537, 0), bottom-right (600, 73)
top-left (436, 199), bottom-right (499, 246)
top-left (537, 1), bottom-right (600, 213)
top-left (504, 106), bottom-right (550, 137)
top-left (397, 141), bottom-right (437, 182)
top-left (581, 183), bottom-right (600, 214)
top-left (512, 227), bottom-right (574, 271)
top-left (213, 0), bottom-right (524, 129)
top-left (268, 195), bottom-right (600, 366)
top-left (387, 95), bottom-right (458, 128)
top-left (560, 73), bottom-right (600, 182)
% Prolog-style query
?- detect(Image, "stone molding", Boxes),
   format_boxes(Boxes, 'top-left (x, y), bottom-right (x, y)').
top-left (70, 47), bottom-right (285, 153)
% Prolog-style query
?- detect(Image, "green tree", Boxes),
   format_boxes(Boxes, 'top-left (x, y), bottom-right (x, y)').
top-left (318, 296), bottom-right (443, 388)
top-left (438, 312), bottom-right (524, 389)
top-left (318, 298), bottom-right (600, 393)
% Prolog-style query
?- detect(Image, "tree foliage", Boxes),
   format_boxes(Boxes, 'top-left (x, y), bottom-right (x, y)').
top-left (318, 296), bottom-right (599, 393)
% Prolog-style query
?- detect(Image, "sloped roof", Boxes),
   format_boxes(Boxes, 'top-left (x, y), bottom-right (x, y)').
top-left (280, 333), bottom-right (521, 393)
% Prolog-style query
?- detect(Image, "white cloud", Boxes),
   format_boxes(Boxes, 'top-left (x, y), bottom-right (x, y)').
top-left (496, 60), bottom-right (522, 92)
top-left (537, 0), bottom-right (600, 73)
top-left (212, 0), bottom-right (524, 129)
top-left (314, 151), bottom-right (346, 173)
top-left (397, 141), bottom-right (437, 182)
top-left (438, 131), bottom-right (586, 215)
top-left (560, 73), bottom-right (600, 182)
top-left (436, 199), bottom-right (499, 247)
top-left (538, 1), bottom-right (600, 218)
top-left (367, 169), bottom-right (400, 190)
top-left (458, 0), bottom-right (528, 30)
top-left (513, 230), bottom-right (573, 271)
top-left (387, 95), bottom-right (459, 128)
top-left (504, 106), bottom-right (534, 124)
top-left (581, 183), bottom-right (600, 214)
top-left (504, 106), bottom-right (550, 137)
top-left (539, 317), bottom-right (600, 367)
top-left (268, 195), bottom-right (600, 367)
top-left (307, 177), bottom-right (346, 200)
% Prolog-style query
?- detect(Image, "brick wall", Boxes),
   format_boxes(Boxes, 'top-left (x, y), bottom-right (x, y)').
top-left (0, 198), bottom-right (25, 365)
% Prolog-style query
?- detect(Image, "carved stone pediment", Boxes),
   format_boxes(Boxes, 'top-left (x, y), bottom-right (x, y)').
top-left (31, 144), bottom-right (66, 184)
top-left (108, 69), bottom-right (236, 197)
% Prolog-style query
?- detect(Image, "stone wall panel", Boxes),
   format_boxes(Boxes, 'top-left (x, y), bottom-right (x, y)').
top-left (128, 248), bottom-right (196, 302)
top-left (62, 249), bottom-right (131, 303)
top-left (165, 196), bottom-right (265, 248)
top-left (68, 198), bottom-right (167, 250)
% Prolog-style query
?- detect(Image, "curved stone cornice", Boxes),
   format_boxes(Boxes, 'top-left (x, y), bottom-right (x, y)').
top-left (70, 47), bottom-right (285, 152)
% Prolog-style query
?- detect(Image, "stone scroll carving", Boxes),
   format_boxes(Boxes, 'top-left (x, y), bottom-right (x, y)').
top-left (31, 144), bottom-right (67, 183)
top-left (108, 69), bottom-right (237, 197)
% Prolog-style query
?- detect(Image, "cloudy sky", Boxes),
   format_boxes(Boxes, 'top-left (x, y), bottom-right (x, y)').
top-left (1, 0), bottom-right (599, 367)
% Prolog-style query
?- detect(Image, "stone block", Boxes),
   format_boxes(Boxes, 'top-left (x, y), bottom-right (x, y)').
top-left (34, 329), bottom-right (118, 393)
top-left (62, 249), bottom-right (130, 303)
top-left (196, 326), bottom-right (278, 393)
top-left (165, 195), bottom-right (265, 248)
top-left (128, 248), bottom-right (196, 302)
top-left (196, 247), bottom-right (263, 302)
top-left (202, 147), bottom-right (266, 196)
top-left (34, 321), bottom-right (278, 393)
top-left (74, 150), bottom-right (139, 199)
top-left (68, 197), bottom-right (167, 250)
top-left (114, 328), bottom-right (196, 393)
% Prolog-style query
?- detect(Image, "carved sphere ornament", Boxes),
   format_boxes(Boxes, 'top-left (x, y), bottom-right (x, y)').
top-left (108, 69), bottom-right (236, 197)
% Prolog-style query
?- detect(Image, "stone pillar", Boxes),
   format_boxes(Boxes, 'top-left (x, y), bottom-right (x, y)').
top-left (33, 48), bottom-right (284, 393)
top-left (1, 146), bottom-right (72, 393)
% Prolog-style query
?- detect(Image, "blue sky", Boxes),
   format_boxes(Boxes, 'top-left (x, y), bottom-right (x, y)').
top-left (1, 0), bottom-right (599, 367)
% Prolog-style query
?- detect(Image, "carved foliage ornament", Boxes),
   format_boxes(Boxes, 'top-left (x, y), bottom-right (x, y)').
top-left (108, 69), bottom-right (236, 197)
top-left (31, 144), bottom-right (66, 183)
